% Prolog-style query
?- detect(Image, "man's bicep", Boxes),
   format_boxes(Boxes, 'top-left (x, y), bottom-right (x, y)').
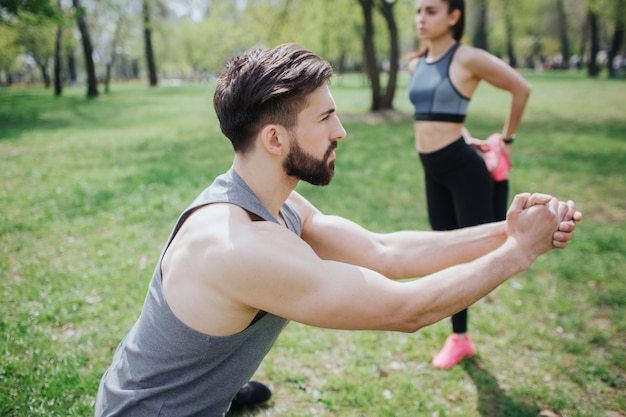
top-left (303, 214), bottom-right (382, 265)
top-left (229, 227), bottom-right (403, 330)
top-left (288, 190), bottom-right (382, 266)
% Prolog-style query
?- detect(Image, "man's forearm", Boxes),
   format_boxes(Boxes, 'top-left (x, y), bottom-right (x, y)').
top-left (402, 237), bottom-right (532, 331)
top-left (383, 221), bottom-right (507, 279)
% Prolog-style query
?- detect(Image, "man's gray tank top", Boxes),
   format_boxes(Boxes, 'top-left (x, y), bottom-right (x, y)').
top-left (95, 168), bottom-right (302, 417)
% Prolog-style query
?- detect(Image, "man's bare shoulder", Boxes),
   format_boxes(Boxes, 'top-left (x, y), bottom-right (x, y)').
top-left (169, 203), bottom-right (295, 261)
top-left (161, 202), bottom-right (303, 335)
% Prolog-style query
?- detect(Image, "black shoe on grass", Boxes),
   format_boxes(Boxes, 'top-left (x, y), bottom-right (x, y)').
top-left (231, 381), bottom-right (272, 407)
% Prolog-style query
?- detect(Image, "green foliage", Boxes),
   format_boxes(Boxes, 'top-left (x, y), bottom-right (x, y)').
top-left (16, 19), bottom-right (57, 63)
top-left (0, 0), bottom-right (59, 22)
top-left (1, 72), bottom-right (625, 416)
top-left (4, 0), bottom-right (624, 88)
top-left (151, 0), bottom-right (372, 75)
top-left (0, 24), bottom-right (20, 70)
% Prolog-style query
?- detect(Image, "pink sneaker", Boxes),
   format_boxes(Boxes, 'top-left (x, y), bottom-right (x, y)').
top-left (431, 334), bottom-right (474, 369)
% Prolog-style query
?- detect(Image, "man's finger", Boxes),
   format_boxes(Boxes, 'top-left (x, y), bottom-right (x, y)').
top-left (523, 193), bottom-right (553, 209)
top-left (510, 193), bottom-right (531, 212)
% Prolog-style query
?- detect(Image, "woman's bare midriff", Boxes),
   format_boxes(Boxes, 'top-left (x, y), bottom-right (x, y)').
top-left (414, 121), bottom-right (465, 154)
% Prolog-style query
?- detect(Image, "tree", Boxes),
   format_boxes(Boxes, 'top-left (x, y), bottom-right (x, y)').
top-left (375, 0), bottom-right (400, 109)
top-left (0, 0), bottom-right (58, 22)
top-left (238, 0), bottom-right (363, 75)
top-left (0, 24), bottom-right (20, 85)
top-left (356, 0), bottom-right (400, 112)
top-left (1, 0), bottom-right (61, 86)
top-left (587, 6), bottom-right (600, 77)
top-left (103, 3), bottom-right (127, 93)
top-left (472, 0), bottom-right (488, 50)
top-left (556, 0), bottom-right (571, 63)
top-left (16, 21), bottom-right (56, 87)
top-left (502, 0), bottom-right (517, 67)
top-left (65, 34), bottom-right (77, 84)
top-left (52, 0), bottom-right (74, 95)
top-left (315, 0), bottom-right (363, 76)
top-left (72, 0), bottom-right (99, 98)
top-left (143, 0), bottom-right (158, 86)
top-left (53, 2), bottom-right (62, 96)
top-left (607, 0), bottom-right (625, 78)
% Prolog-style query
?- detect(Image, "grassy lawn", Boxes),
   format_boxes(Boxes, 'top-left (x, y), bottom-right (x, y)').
top-left (1, 70), bottom-right (624, 417)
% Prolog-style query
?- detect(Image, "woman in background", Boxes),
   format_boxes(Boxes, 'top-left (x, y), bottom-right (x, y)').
top-left (407, 0), bottom-right (531, 369)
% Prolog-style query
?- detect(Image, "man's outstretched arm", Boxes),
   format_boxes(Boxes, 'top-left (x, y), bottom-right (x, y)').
top-left (220, 193), bottom-right (578, 333)
top-left (292, 191), bottom-right (581, 279)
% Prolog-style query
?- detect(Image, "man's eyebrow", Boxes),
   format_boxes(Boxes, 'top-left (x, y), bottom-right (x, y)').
top-left (320, 107), bottom-right (336, 117)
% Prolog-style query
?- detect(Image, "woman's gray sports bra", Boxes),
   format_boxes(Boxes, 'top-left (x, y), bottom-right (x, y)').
top-left (408, 43), bottom-right (470, 123)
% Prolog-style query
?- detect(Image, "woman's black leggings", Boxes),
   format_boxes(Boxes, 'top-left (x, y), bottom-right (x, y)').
top-left (419, 138), bottom-right (508, 334)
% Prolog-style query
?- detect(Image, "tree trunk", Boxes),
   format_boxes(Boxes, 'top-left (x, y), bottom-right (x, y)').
top-left (556, 0), bottom-right (570, 64)
top-left (36, 59), bottom-right (51, 88)
top-left (607, 0), bottom-right (625, 78)
top-left (54, 23), bottom-right (63, 96)
top-left (72, 0), bottom-right (99, 98)
top-left (587, 9), bottom-right (600, 77)
top-left (356, 0), bottom-right (399, 112)
top-left (376, 0), bottom-right (399, 110)
top-left (143, 0), bottom-right (158, 87)
top-left (67, 53), bottom-right (77, 83)
top-left (105, 17), bottom-right (124, 93)
top-left (503, 0), bottom-right (517, 67)
top-left (578, 17), bottom-right (588, 70)
top-left (472, 0), bottom-right (488, 50)
top-left (358, 0), bottom-right (382, 111)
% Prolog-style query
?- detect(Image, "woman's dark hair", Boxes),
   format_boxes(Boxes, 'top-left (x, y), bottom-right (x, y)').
top-left (446, 0), bottom-right (465, 42)
top-left (213, 43), bottom-right (334, 153)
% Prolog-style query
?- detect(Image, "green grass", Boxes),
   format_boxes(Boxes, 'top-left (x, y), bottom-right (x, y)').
top-left (1, 71), bottom-right (625, 416)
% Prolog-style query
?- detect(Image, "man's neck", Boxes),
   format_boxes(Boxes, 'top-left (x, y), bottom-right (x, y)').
top-left (232, 156), bottom-right (297, 219)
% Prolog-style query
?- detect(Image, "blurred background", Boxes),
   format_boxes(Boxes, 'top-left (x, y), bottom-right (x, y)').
top-left (1, 0), bottom-right (624, 106)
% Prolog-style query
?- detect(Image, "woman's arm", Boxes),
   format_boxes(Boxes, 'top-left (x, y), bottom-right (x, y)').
top-left (461, 46), bottom-right (531, 140)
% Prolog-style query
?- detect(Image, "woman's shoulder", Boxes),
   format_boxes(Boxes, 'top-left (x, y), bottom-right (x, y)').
top-left (454, 43), bottom-right (490, 62)
top-left (454, 43), bottom-right (498, 70)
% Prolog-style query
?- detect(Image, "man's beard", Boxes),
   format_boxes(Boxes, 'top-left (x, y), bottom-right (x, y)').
top-left (283, 137), bottom-right (336, 186)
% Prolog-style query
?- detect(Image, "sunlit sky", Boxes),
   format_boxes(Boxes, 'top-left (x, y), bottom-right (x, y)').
top-left (167, 0), bottom-right (248, 21)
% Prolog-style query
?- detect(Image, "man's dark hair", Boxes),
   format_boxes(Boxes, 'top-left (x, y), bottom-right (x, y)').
top-left (213, 43), bottom-right (334, 153)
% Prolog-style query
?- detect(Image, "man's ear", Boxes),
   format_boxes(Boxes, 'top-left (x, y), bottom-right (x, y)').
top-left (260, 124), bottom-right (287, 156)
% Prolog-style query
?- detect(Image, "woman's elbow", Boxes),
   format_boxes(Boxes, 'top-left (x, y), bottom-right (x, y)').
top-left (520, 81), bottom-right (532, 99)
